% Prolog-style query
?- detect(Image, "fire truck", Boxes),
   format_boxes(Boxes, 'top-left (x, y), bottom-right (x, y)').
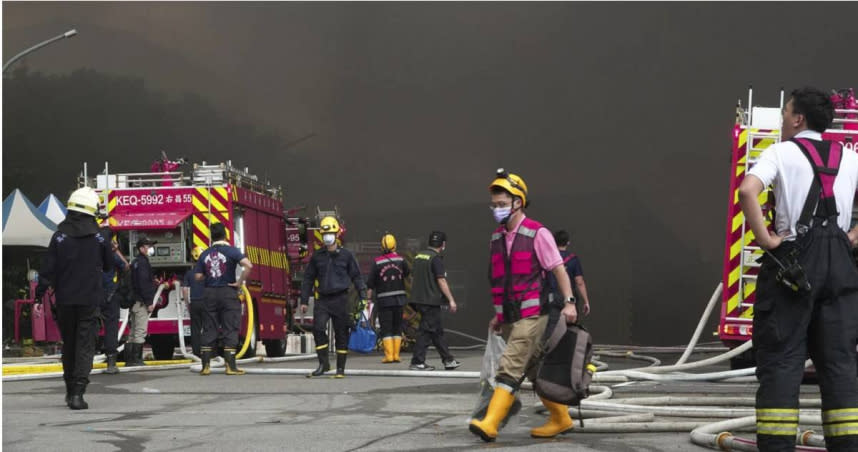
top-left (719, 87), bottom-right (858, 367)
top-left (85, 158), bottom-right (295, 359)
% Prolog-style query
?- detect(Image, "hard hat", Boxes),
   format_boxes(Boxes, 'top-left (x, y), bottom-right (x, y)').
top-left (489, 168), bottom-right (528, 207)
top-left (192, 245), bottom-right (207, 261)
top-left (320, 216), bottom-right (340, 234)
top-left (67, 187), bottom-right (100, 216)
top-left (381, 233), bottom-right (397, 252)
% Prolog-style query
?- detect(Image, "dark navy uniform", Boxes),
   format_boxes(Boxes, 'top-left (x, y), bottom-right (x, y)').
top-left (301, 246), bottom-right (366, 376)
top-left (38, 213), bottom-right (112, 408)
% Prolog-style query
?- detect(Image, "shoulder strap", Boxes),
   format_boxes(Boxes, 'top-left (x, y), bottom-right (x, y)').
top-left (562, 253), bottom-right (576, 265)
top-left (791, 138), bottom-right (843, 234)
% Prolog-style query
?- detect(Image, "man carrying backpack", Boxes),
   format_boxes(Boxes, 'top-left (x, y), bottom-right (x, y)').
top-left (469, 169), bottom-right (578, 443)
top-left (739, 87), bottom-right (858, 451)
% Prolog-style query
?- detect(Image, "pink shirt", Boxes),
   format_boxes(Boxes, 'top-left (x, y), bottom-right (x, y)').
top-left (501, 214), bottom-right (563, 272)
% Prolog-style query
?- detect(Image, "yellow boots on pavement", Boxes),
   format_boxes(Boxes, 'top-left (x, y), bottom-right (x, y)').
top-left (381, 336), bottom-right (402, 363)
top-left (469, 389), bottom-right (573, 442)
top-left (469, 386), bottom-right (516, 442)
top-left (530, 397), bottom-right (574, 438)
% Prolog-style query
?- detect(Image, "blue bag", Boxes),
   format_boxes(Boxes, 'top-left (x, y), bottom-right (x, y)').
top-left (348, 312), bottom-right (377, 353)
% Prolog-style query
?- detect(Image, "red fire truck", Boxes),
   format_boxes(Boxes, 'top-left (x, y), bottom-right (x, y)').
top-left (719, 87), bottom-right (858, 367)
top-left (85, 158), bottom-right (294, 359)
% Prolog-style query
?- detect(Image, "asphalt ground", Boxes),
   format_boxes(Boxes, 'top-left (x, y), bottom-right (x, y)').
top-left (2, 348), bottom-right (823, 452)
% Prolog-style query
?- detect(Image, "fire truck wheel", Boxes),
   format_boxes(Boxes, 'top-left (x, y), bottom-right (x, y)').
top-left (149, 336), bottom-right (177, 361)
top-left (262, 339), bottom-right (286, 357)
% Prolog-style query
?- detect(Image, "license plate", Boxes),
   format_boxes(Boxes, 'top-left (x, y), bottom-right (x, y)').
top-left (182, 325), bottom-right (191, 336)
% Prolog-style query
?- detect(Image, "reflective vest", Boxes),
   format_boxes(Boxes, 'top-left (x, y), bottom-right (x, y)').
top-left (372, 253), bottom-right (408, 298)
top-left (489, 218), bottom-right (547, 324)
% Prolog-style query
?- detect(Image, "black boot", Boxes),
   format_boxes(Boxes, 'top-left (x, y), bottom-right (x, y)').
top-left (224, 348), bottom-right (245, 375)
top-left (307, 347), bottom-right (330, 378)
top-left (64, 380), bottom-right (73, 406)
top-left (333, 351), bottom-right (347, 379)
top-left (199, 349), bottom-right (211, 376)
top-left (68, 383), bottom-right (88, 410)
top-left (104, 353), bottom-right (119, 374)
top-left (124, 344), bottom-right (138, 367)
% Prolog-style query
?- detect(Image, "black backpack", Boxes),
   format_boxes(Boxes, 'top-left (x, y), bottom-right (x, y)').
top-left (533, 321), bottom-right (595, 408)
top-left (111, 268), bottom-right (135, 309)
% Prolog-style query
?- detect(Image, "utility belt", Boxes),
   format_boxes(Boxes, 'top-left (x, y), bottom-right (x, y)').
top-left (317, 290), bottom-right (348, 300)
top-left (759, 240), bottom-right (811, 294)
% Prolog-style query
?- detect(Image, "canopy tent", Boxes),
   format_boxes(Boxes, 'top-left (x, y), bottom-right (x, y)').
top-left (38, 194), bottom-right (67, 225)
top-left (2, 189), bottom-right (57, 247)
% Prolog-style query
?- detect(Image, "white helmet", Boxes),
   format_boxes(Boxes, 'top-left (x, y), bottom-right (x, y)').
top-left (67, 187), bottom-right (100, 216)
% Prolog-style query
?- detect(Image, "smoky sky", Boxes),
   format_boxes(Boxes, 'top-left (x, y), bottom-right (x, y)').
top-left (4, 2), bottom-right (857, 344)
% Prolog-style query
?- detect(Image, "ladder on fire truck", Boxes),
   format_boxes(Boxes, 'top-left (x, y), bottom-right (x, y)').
top-left (734, 87), bottom-right (784, 319)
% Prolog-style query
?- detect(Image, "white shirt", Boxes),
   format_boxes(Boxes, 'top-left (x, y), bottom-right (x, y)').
top-left (747, 130), bottom-right (858, 239)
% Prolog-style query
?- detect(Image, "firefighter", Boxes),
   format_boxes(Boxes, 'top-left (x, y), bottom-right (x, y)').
top-left (366, 233), bottom-right (410, 363)
top-left (36, 187), bottom-right (113, 409)
top-left (469, 169), bottom-right (578, 442)
top-left (409, 230), bottom-right (460, 371)
top-left (127, 236), bottom-right (158, 367)
top-left (300, 216), bottom-right (367, 378)
top-left (739, 87), bottom-right (858, 451)
top-left (194, 223), bottom-right (253, 376)
top-left (182, 246), bottom-right (206, 357)
top-left (100, 228), bottom-right (129, 374)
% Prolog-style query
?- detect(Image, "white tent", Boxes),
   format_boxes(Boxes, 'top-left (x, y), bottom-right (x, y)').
top-left (38, 194), bottom-right (67, 225)
top-left (2, 189), bottom-right (57, 247)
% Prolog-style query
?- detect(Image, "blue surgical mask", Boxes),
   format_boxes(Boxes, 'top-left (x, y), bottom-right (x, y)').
top-left (492, 206), bottom-right (512, 224)
top-left (322, 233), bottom-right (337, 246)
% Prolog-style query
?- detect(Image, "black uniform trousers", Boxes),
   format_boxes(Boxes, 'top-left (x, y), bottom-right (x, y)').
top-left (201, 287), bottom-right (241, 349)
top-left (410, 303), bottom-right (454, 365)
top-left (56, 305), bottom-right (98, 389)
top-left (100, 287), bottom-right (119, 355)
top-left (378, 305), bottom-right (403, 338)
top-left (754, 223), bottom-right (858, 451)
top-left (313, 292), bottom-right (350, 352)
top-left (189, 299), bottom-right (205, 356)
top-left (377, 294), bottom-right (406, 338)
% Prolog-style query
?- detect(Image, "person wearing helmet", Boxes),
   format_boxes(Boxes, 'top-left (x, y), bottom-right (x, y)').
top-left (469, 169), bottom-right (577, 443)
top-left (300, 216), bottom-right (368, 378)
top-left (36, 187), bottom-right (113, 410)
top-left (127, 235), bottom-right (159, 367)
top-left (409, 230), bottom-right (460, 371)
top-left (366, 233), bottom-right (410, 363)
top-left (99, 227), bottom-right (129, 375)
top-left (194, 223), bottom-right (253, 376)
top-left (183, 245), bottom-right (207, 357)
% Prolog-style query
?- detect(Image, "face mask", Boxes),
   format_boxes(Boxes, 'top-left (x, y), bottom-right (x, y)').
top-left (322, 233), bottom-right (337, 246)
top-left (146, 247), bottom-right (155, 257)
top-left (492, 206), bottom-right (512, 224)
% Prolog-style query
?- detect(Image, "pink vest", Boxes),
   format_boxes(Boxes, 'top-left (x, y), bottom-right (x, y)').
top-left (489, 218), bottom-right (546, 324)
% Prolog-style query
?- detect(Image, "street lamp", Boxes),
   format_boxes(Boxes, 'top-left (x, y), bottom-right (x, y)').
top-left (3, 29), bottom-right (78, 74)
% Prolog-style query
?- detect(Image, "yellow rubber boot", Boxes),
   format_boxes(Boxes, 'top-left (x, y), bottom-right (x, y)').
top-left (224, 348), bottom-right (245, 376)
top-left (381, 338), bottom-right (394, 363)
top-left (199, 348), bottom-right (211, 376)
top-left (469, 386), bottom-right (515, 442)
top-left (530, 397), bottom-right (574, 438)
top-left (392, 336), bottom-right (402, 363)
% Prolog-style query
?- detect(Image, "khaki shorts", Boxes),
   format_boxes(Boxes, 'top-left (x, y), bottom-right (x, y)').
top-left (497, 314), bottom-right (548, 387)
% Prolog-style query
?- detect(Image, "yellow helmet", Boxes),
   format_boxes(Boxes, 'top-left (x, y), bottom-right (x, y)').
top-left (320, 216), bottom-right (341, 234)
top-left (191, 245), bottom-right (207, 261)
top-left (381, 233), bottom-right (397, 252)
top-left (489, 168), bottom-right (528, 207)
